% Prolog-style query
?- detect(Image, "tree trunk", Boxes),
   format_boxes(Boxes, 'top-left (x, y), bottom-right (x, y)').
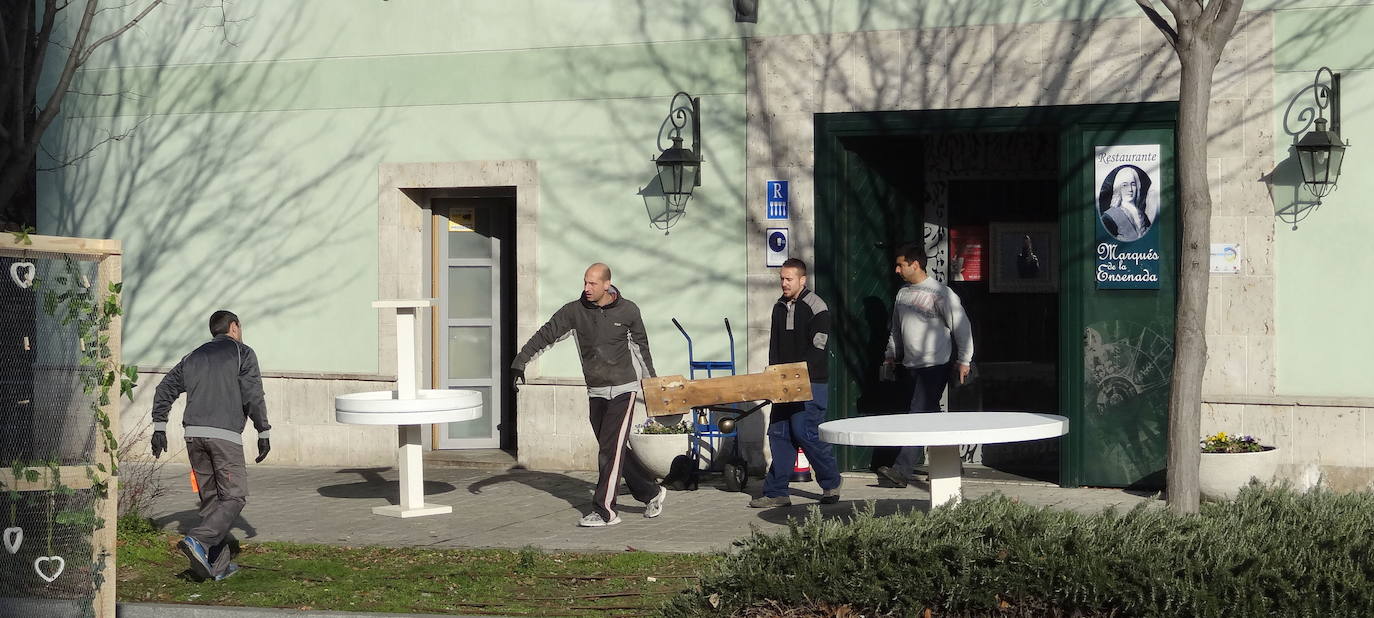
top-left (1166, 43), bottom-right (1218, 514)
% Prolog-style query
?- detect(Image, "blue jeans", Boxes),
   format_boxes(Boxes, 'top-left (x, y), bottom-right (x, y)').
top-left (763, 383), bottom-right (841, 497)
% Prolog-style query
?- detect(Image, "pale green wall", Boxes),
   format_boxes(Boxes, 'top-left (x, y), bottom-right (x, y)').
top-left (40, 1), bottom-right (748, 375)
top-left (1273, 3), bottom-right (1374, 396)
top-left (41, 0), bottom-right (1374, 388)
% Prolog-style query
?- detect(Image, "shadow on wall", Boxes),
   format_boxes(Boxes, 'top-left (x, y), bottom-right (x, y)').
top-left (41, 3), bottom-right (387, 366)
top-left (591, 1), bottom-right (1372, 473)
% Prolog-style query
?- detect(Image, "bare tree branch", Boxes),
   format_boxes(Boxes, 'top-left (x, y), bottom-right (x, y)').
top-left (94, 0), bottom-right (140, 16)
top-left (196, 0), bottom-right (248, 47)
top-left (25, 1), bottom-right (60, 137)
top-left (81, 0), bottom-right (165, 64)
top-left (36, 115), bottom-right (148, 171)
top-left (1136, 0), bottom-right (1179, 52)
top-left (1206, 0), bottom-right (1245, 58)
top-left (33, 0), bottom-right (97, 146)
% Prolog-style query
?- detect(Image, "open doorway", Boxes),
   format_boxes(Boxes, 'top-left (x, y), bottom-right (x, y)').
top-left (817, 104), bottom-right (1178, 490)
top-left (828, 131), bottom-right (1062, 483)
top-left (426, 191), bottom-right (518, 452)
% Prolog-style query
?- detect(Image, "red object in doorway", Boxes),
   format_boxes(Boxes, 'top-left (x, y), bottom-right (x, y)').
top-left (948, 226), bottom-right (987, 282)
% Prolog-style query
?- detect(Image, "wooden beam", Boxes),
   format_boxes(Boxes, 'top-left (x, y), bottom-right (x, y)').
top-left (3, 234), bottom-right (122, 257)
top-left (95, 251), bottom-right (121, 617)
top-left (0, 465), bottom-right (107, 492)
top-left (641, 363), bottom-right (812, 416)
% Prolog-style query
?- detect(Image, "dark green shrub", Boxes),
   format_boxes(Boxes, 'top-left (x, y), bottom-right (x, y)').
top-left (661, 485), bottom-right (1374, 617)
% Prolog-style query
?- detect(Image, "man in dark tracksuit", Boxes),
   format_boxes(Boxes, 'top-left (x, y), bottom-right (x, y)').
top-left (750, 258), bottom-right (842, 508)
top-left (512, 263), bottom-right (666, 527)
top-left (150, 310), bottom-right (271, 581)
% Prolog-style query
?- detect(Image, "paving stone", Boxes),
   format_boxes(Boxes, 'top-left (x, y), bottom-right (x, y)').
top-left (141, 464), bottom-right (1160, 555)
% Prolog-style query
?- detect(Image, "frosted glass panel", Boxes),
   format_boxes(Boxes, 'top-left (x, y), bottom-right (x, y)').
top-left (448, 267), bottom-right (492, 319)
top-left (448, 207), bottom-right (492, 259)
top-left (447, 387), bottom-right (492, 440)
top-left (448, 327), bottom-right (492, 379)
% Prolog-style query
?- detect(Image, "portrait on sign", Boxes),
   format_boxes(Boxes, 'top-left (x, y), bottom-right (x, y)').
top-left (1097, 164), bottom-right (1157, 243)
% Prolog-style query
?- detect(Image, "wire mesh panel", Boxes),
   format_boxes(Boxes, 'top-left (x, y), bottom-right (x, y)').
top-left (0, 236), bottom-right (122, 618)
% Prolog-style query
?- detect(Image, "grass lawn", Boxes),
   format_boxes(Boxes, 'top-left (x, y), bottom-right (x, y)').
top-left (117, 521), bottom-right (717, 616)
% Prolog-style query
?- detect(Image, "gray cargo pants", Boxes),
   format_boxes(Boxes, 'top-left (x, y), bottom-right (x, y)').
top-left (186, 436), bottom-right (247, 578)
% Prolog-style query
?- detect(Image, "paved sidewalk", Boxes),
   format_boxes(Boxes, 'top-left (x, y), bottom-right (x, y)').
top-left (138, 463), bottom-right (1159, 554)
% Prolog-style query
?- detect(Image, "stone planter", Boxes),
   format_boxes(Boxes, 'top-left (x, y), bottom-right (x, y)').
top-left (628, 432), bottom-right (692, 479)
top-left (1199, 446), bottom-right (1280, 501)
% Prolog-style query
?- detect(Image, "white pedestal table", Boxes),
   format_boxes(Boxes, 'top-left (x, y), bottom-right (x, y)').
top-left (819, 412), bottom-right (1068, 507)
top-left (335, 300), bottom-right (483, 518)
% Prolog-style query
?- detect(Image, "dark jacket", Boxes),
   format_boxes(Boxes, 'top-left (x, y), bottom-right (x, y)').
top-left (769, 288), bottom-right (830, 383)
top-left (512, 287), bottom-right (656, 387)
top-left (152, 335), bottom-right (271, 445)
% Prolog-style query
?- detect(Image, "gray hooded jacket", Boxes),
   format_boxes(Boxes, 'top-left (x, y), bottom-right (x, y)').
top-left (512, 287), bottom-right (656, 393)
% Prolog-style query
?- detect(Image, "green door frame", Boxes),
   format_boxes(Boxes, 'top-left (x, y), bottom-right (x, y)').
top-left (814, 103), bottom-right (1179, 487)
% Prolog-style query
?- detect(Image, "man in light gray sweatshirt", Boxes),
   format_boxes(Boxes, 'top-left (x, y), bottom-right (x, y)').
top-left (878, 243), bottom-right (973, 488)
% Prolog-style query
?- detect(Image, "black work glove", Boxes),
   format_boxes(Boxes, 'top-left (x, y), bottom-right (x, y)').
top-left (255, 438), bottom-right (270, 463)
top-left (150, 430), bottom-right (168, 459)
top-left (512, 368), bottom-right (525, 393)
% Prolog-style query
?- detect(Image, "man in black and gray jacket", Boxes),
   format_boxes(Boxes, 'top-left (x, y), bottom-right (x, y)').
top-left (511, 263), bottom-right (666, 527)
top-left (150, 310), bottom-right (271, 582)
top-left (749, 258), bottom-right (841, 508)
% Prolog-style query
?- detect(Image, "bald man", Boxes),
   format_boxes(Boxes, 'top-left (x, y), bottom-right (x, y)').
top-left (511, 263), bottom-right (666, 527)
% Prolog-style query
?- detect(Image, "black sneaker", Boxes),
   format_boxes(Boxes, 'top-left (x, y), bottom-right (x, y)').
top-left (876, 466), bottom-right (908, 488)
top-left (820, 478), bottom-right (842, 504)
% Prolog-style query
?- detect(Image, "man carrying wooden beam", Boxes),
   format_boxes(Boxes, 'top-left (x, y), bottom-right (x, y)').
top-left (749, 258), bottom-right (842, 508)
top-left (511, 263), bottom-right (667, 527)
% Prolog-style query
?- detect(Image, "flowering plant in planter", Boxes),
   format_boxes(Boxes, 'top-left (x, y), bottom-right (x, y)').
top-left (1200, 431), bottom-right (1266, 453)
top-left (635, 418), bottom-right (692, 435)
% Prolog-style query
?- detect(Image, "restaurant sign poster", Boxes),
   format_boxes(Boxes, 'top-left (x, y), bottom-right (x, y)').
top-left (1094, 144), bottom-right (1162, 289)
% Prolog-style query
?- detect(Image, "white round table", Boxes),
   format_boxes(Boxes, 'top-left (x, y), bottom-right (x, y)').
top-left (819, 412), bottom-right (1068, 506)
top-left (336, 389), bottom-right (482, 518)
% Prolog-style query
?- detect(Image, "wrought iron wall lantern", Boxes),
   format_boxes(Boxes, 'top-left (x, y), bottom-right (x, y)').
top-left (653, 92), bottom-right (703, 219)
top-left (1295, 67), bottom-right (1349, 203)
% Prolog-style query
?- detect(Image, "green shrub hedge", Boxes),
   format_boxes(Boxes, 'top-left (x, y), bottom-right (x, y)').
top-left (662, 485), bottom-right (1374, 617)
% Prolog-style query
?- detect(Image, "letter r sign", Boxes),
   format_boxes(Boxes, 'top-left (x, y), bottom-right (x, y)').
top-left (766, 180), bottom-right (789, 219)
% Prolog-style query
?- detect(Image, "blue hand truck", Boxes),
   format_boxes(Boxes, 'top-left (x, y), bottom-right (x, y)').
top-left (667, 318), bottom-right (764, 492)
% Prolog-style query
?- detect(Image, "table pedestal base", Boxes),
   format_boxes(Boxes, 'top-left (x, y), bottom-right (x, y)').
top-left (372, 503), bottom-right (452, 518)
top-left (927, 445), bottom-right (963, 507)
top-left (372, 424), bottom-right (450, 518)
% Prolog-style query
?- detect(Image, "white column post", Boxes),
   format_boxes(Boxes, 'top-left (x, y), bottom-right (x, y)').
top-left (926, 445), bottom-right (963, 507)
top-left (395, 306), bottom-right (421, 510)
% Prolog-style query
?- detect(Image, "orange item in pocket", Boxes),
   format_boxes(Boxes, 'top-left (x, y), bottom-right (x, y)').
top-left (190, 469), bottom-right (199, 493)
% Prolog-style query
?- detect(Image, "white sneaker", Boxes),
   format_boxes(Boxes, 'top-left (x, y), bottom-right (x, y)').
top-left (579, 512), bottom-right (622, 527)
top-left (644, 487), bottom-right (667, 518)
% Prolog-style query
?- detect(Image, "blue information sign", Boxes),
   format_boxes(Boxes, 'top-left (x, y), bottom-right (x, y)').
top-left (766, 181), bottom-right (789, 219)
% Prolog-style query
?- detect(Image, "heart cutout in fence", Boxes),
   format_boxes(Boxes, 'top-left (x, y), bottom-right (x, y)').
top-left (9, 261), bottom-right (35, 289)
top-left (34, 556), bottom-right (65, 583)
top-left (2, 526), bottom-right (21, 554)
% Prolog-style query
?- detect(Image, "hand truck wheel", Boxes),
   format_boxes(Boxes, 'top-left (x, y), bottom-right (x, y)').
top-left (723, 461), bottom-right (747, 492)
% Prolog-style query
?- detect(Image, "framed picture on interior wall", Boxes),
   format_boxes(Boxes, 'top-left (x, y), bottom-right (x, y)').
top-left (988, 222), bottom-right (1058, 293)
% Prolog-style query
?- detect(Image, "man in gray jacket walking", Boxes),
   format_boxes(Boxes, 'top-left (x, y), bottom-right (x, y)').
top-left (512, 263), bottom-right (666, 527)
top-left (151, 310), bottom-right (271, 581)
